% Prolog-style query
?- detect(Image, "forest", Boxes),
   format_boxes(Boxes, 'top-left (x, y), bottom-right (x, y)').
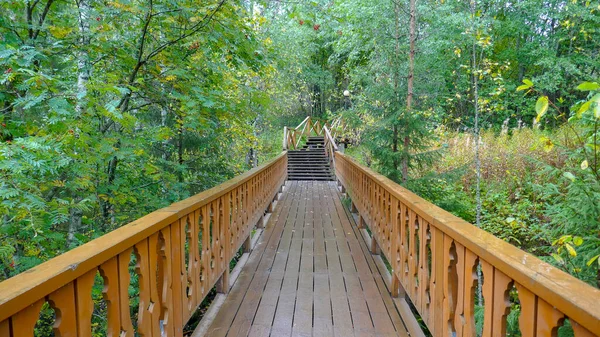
top-left (0, 0), bottom-right (599, 308)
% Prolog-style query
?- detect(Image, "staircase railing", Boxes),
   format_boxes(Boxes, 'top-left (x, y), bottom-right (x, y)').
top-left (282, 116), bottom-right (329, 150)
top-left (334, 151), bottom-right (600, 337)
top-left (0, 152), bottom-right (287, 337)
top-left (323, 124), bottom-right (338, 171)
top-left (283, 116), bottom-right (339, 174)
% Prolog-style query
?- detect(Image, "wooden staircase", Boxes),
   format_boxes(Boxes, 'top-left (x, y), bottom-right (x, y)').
top-left (287, 136), bottom-right (334, 181)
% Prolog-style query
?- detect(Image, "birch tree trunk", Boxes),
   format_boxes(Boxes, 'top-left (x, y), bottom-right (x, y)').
top-left (470, 0), bottom-right (484, 307)
top-left (68, 0), bottom-right (91, 248)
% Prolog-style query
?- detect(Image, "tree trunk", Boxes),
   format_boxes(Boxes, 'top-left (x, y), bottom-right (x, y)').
top-left (402, 0), bottom-right (417, 184)
top-left (392, 0), bottom-right (401, 178)
top-left (470, 0), bottom-right (484, 307)
top-left (68, 0), bottom-right (91, 248)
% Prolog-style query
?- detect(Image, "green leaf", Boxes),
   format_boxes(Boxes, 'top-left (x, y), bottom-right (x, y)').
top-left (577, 100), bottom-right (592, 117)
top-left (576, 82), bottom-right (600, 91)
top-left (563, 172), bottom-right (576, 181)
top-left (523, 79), bottom-right (534, 87)
top-left (551, 253), bottom-right (564, 264)
top-left (535, 96), bottom-right (549, 122)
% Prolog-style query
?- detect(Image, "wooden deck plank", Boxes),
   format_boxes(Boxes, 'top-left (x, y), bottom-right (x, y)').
top-left (327, 183), bottom-right (409, 337)
top-left (270, 180), bottom-right (308, 336)
top-left (202, 181), bottom-right (412, 337)
top-left (204, 181), bottom-right (299, 337)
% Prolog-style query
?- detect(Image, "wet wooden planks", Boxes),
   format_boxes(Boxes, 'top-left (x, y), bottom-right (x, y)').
top-left (202, 181), bottom-right (409, 337)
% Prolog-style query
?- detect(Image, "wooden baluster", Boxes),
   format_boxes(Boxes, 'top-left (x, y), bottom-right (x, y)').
top-left (148, 233), bottom-right (162, 336)
top-left (481, 261), bottom-right (494, 337)
top-left (0, 319), bottom-right (10, 337)
top-left (117, 248), bottom-right (135, 337)
top-left (572, 322), bottom-right (595, 337)
top-left (202, 205), bottom-right (211, 292)
top-left (74, 269), bottom-right (96, 337)
top-left (390, 197), bottom-right (401, 297)
top-left (409, 210), bottom-right (418, 300)
top-left (134, 240), bottom-right (152, 337)
top-left (492, 270), bottom-right (513, 337)
top-left (179, 215), bottom-right (194, 321)
top-left (515, 284), bottom-right (536, 337)
top-left (442, 237), bottom-right (457, 337)
top-left (420, 221), bottom-right (432, 324)
top-left (47, 282), bottom-right (77, 336)
top-left (193, 210), bottom-right (201, 307)
top-left (400, 202), bottom-right (409, 286)
top-left (10, 299), bottom-right (44, 337)
top-left (453, 242), bottom-right (465, 337)
top-left (211, 200), bottom-right (220, 278)
top-left (536, 298), bottom-right (564, 337)
top-left (99, 257), bottom-right (121, 337)
top-left (159, 227), bottom-right (175, 337)
top-left (219, 193), bottom-right (231, 295)
top-left (462, 250), bottom-right (478, 337)
top-left (170, 219), bottom-right (183, 335)
top-left (431, 226), bottom-right (445, 337)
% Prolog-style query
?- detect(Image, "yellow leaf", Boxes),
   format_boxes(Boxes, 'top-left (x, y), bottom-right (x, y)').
top-left (48, 26), bottom-right (72, 38)
top-left (565, 243), bottom-right (577, 257)
top-left (581, 160), bottom-right (589, 170)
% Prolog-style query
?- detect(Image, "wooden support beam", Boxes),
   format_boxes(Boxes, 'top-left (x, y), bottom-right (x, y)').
top-left (391, 273), bottom-right (405, 298)
top-left (243, 235), bottom-right (252, 253)
top-left (351, 202), bottom-right (357, 213)
top-left (359, 216), bottom-right (365, 229)
top-left (370, 236), bottom-right (380, 255)
top-left (267, 200), bottom-right (274, 213)
top-left (216, 269), bottom-right (230, 294)
top-left (257, 214), bottom-right (265, 229)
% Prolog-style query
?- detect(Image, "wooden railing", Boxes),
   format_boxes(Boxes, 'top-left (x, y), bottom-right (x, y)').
top-left (0, 152), bottom-right (287, 337)
top-left (335, 152), bottom-right (600, 337)
top-left (282, 116), bottom-right (328, 150)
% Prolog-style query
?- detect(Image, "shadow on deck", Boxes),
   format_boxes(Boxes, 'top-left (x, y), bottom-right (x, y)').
top-left (197, 181), bottom-right (411, 337)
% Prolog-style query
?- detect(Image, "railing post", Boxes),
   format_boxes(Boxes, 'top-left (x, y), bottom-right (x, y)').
top-left (359, 216), bottom-right (365, 229)
top-left (351, 202), bottom-right (357, 213)
top-left (283, 126), bottom-right (288, 150)
top-left (257, 213), bottom-right (265, 229)
top-left (243, 235), bottom-right (252, 253)
top-left (216, 270), bottom-right (229, 294)
top-left (370, 236), bottom-right (380, 255)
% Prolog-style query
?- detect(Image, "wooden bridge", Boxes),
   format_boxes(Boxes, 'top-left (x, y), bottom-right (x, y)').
top-left (0, 117), bottom-right (599, 337)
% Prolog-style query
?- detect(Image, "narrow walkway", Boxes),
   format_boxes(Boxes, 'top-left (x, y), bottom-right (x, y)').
top-left (202, 181), bottom-right (409, 337)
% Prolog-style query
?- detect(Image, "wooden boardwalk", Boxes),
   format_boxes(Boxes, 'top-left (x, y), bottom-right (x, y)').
top-left (202, 181), bottom-right (409, 337)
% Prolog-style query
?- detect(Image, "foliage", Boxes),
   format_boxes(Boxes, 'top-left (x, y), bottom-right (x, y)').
top-left (0, 0), bottom-right (281, 280)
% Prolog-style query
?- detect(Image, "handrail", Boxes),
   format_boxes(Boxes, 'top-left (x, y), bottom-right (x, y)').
top-left (323, 125), bottom-right (338, 173)
top-left (0, 152), bottom-right (288, 335)
top-left (282, 116), bottom-right (331, 150)
top-left (335, 151), bottom-right (600, 337)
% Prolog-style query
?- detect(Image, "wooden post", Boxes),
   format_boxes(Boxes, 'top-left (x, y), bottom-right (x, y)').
top-left (257, 214), bottom-right (265, 229)
top-left (391, 274), bottom-right (405, 298)
top-left (351, 202), bottom-right (357, 213)
top-left (340, 184), bottom-right (346, 194)
top-left (216, 269), bottom-right (229, 294)
top-left (267, 200), bottom-right (274, 213)
top-left (359, 216), bottom-right (365, 229)
top-left (243, 235), bottom-right (252, 253)
top-left (370, 236), bottom-right (380, 255)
